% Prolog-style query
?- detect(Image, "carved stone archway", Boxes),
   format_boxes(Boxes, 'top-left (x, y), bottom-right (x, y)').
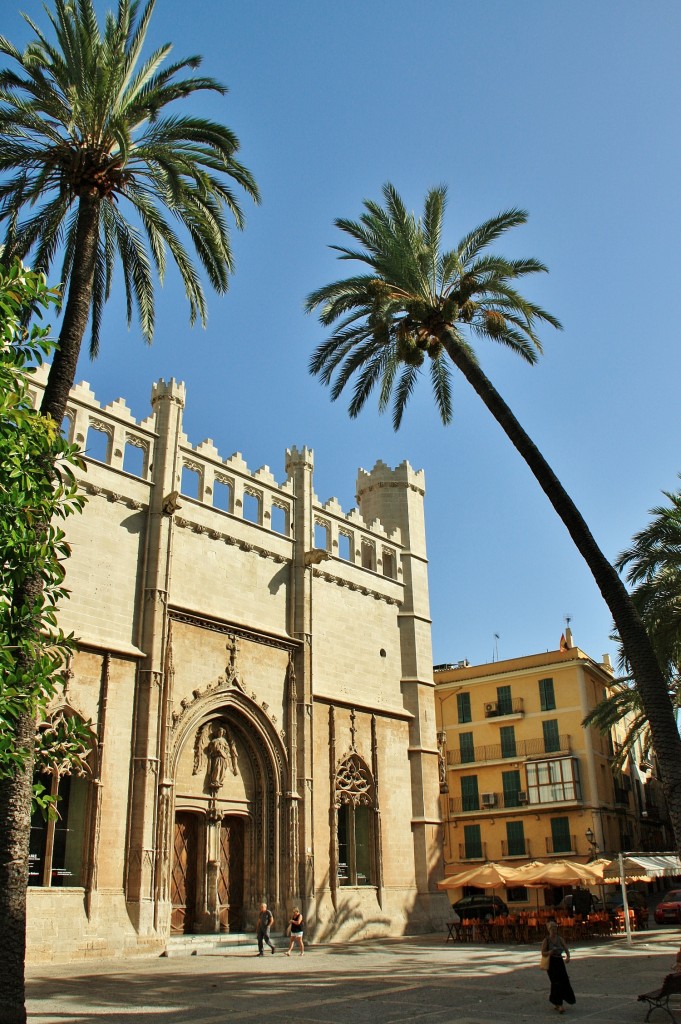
top-left (161, 686), bottom-right (291, 934)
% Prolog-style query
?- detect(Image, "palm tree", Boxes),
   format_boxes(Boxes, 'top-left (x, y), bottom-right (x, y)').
top-left (617, 483), bottom-right (681, 680)
top-left (584, 679), bottom-right (658, 770)
top-left (583, 485), bottom-right (681, 777)
top-left (0, 2), bottom-right (258, 1019)
top-left (306, 183), bottom-right (681, 850)
top-left (0, 0), bottom-right (259, 425)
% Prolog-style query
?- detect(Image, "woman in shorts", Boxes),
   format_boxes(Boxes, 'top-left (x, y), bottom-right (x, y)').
top-left (286, 907), bottom-right (304, 956)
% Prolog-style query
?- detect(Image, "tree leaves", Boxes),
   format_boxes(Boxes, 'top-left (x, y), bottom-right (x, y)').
top-left (0, 259), bottom-right (85, 781)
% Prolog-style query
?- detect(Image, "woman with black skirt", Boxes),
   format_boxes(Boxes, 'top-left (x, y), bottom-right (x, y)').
top-left (541, 920), bottom-right (576, 1013)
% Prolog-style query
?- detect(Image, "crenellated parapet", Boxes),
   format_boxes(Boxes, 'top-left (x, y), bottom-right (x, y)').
top-left (30, 368), bottom-right (410, 589)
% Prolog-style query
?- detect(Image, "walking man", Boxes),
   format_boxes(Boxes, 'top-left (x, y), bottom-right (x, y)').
top-left (257, 902), bottom-right (275, 956)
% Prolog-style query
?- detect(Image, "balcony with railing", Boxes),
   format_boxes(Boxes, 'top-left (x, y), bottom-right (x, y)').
top-left (458, 841), bottom-right (488, 861)
top-left (545, 836), bottom-right (577, 855)
top-left (447, 734), bottom-right (571, 766)
top-left (483, 697), bottom-right (524, 719)
top-left (501, 839), bottom-right (532, 858)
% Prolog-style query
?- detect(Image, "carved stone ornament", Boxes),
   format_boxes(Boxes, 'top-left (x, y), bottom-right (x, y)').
top-left (334, 753), bottom-right (374, 808)
top-left (193, 721), bottom-right (238, 790)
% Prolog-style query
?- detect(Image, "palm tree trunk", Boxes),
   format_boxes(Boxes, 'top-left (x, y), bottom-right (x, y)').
top-left (442, 334), bottom-right (681, 848)
top-left (41, 192), bottom-right (100, 422)
top-left (0, 194), bottom-right (99, 1024)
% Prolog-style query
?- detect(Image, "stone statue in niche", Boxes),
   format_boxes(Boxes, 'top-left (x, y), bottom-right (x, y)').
top-left (197, 724), bottom-right (238, 790)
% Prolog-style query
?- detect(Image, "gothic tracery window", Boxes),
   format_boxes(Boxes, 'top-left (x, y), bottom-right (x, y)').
top-left (335, 755), bottom-right (376, 887)
top-left (29, 708), bottom-right (94, 888)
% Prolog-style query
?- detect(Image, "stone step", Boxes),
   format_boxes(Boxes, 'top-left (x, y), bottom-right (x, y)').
top-left (163, 933), bottom-right (268, 957)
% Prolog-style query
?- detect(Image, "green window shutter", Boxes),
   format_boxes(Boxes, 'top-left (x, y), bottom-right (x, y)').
top-left (539, 677), bottom-right (555, 711)
top-left (543, 719), bottom-right (560, 753)
top-left (540, 675), bottom-right (557, 708)
top-left (457, 692), bottom-right (472, 724)
top-left (459, 732), bottom-right (475, 764)
top-left (497, 684), bottom-right (512, 715)
top-left (463, 823), bottom-right (482, 859)
top-left (461, 775), bottom-right (479, 812)
top-left (500, 725), bottom-right (516, 758)
top-left (502, 770), bottom-right (521, 808)
top-left (506, 819), bottom-right (525, 856)
top-left (551, 816), bottom-right (572, 853)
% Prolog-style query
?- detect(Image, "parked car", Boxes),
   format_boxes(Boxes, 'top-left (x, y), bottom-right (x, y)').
top-left (451, 895), bottom-right (508, 920)
top-left (654, 889), bottom-right (681, 925)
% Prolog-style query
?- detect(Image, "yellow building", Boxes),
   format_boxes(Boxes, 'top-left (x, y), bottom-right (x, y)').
top-left (434, 630), bottom-right (643, 907)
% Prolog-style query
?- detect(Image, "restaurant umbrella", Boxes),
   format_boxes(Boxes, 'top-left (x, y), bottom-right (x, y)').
top-left (437, 862), bottom-right (523, 924)
top-left (437, 861), bottom-right (522, 890)
top-left (510, 859), bottom-right (604, 886)
top-left (509, 859), bottom-right (605, 915)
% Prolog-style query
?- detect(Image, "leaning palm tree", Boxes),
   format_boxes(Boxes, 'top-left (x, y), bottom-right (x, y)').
top-left (0, 2), bottom-right (258, 1019)
top-left (306, 183), bottom-right (681, 849)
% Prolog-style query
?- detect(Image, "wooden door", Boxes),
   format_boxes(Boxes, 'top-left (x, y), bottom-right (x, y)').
top-left (171, 812), bottom-right (199, 934)
top-left (218, 816), bottom-right (244, 932)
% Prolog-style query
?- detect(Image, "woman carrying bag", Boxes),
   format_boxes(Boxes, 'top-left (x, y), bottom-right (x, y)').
top-left (286, 908), bottom-right (305, 957)
top-left (540, 920), bottom-right (575, 1013)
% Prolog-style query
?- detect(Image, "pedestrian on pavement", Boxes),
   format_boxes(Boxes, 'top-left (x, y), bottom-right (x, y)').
top-left (256, 902), bottom-right (275, 956)
top-left (285, 907), bottom-right (305, 957)
top-left (541, 920), bottom-right (575, 1013)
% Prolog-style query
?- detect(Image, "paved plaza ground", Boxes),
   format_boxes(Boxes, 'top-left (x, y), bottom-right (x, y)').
top-left (26, 927), bottom-right (681, 1024)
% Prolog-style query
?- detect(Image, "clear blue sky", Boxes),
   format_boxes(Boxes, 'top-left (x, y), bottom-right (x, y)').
top-left (6, 0), bottom-right (681, 668)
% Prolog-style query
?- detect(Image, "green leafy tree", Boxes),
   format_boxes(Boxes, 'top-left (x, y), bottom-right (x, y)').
top-left (0, 2), bottom-right (258, 1018)
top-left (0, 259), bottom-right (84, 1023)
top-left (306, 183), bottom-right (681, 850)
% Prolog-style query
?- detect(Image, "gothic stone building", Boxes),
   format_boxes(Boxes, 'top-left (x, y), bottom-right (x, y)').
top-left (27, 365), bottom-right (448, 961)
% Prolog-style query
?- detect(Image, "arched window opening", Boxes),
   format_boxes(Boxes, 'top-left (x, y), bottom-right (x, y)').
top-left (181, 464), bottom-right (201, 499)
top-left (314, 520), bottom-right (329, 551)
top-left (335, 755), bottom-right (376, 887)
top-left (29, 709), bottom-right (94, 888)
top-left (271, 502), bottom-right (289, 535)
top-left (213, 477), bottom-right (234, 513)
top-left (338, 531), bottom-right (352, 561)
top-left (123, 439), bottom-right (147, 478)
top-left (361, 540), bottom-right (376, 571)
top-left (243, 489), bottom-right (261, 524)
top-left (85, 424), bottom-right (110, 464)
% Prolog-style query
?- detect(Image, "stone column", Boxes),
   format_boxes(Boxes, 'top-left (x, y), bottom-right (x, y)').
top-left (284, 446), bottom-right (315, 917)
top-left (125, 378), bottom-right (185, 933)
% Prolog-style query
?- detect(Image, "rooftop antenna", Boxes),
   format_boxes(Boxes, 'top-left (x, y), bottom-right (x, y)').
top-left (493, 633), bottom-right (500, 662)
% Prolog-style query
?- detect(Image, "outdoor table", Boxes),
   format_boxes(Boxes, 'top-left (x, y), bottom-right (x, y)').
top-left (445, 921), bottom-right (460, 942)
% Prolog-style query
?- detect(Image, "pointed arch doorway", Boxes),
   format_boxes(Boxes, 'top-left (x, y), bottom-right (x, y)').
top-left (168, 700), bottom-right (289, 934)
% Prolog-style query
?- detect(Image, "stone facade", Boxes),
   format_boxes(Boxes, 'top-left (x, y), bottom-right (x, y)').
top-left (26, 366), bottom-right (448, 962)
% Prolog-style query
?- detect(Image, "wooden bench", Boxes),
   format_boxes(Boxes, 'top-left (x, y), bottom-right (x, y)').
top-left (638, 973), bottom-right (681, 1022)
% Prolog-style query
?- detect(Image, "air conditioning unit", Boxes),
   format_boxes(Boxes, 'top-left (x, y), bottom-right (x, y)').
top-left (482, 792), bottom-right (497, 807)
top-left (517, 791), bottom-right (529, 804)
top-left (484, 702), bottom-right (496, 715)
